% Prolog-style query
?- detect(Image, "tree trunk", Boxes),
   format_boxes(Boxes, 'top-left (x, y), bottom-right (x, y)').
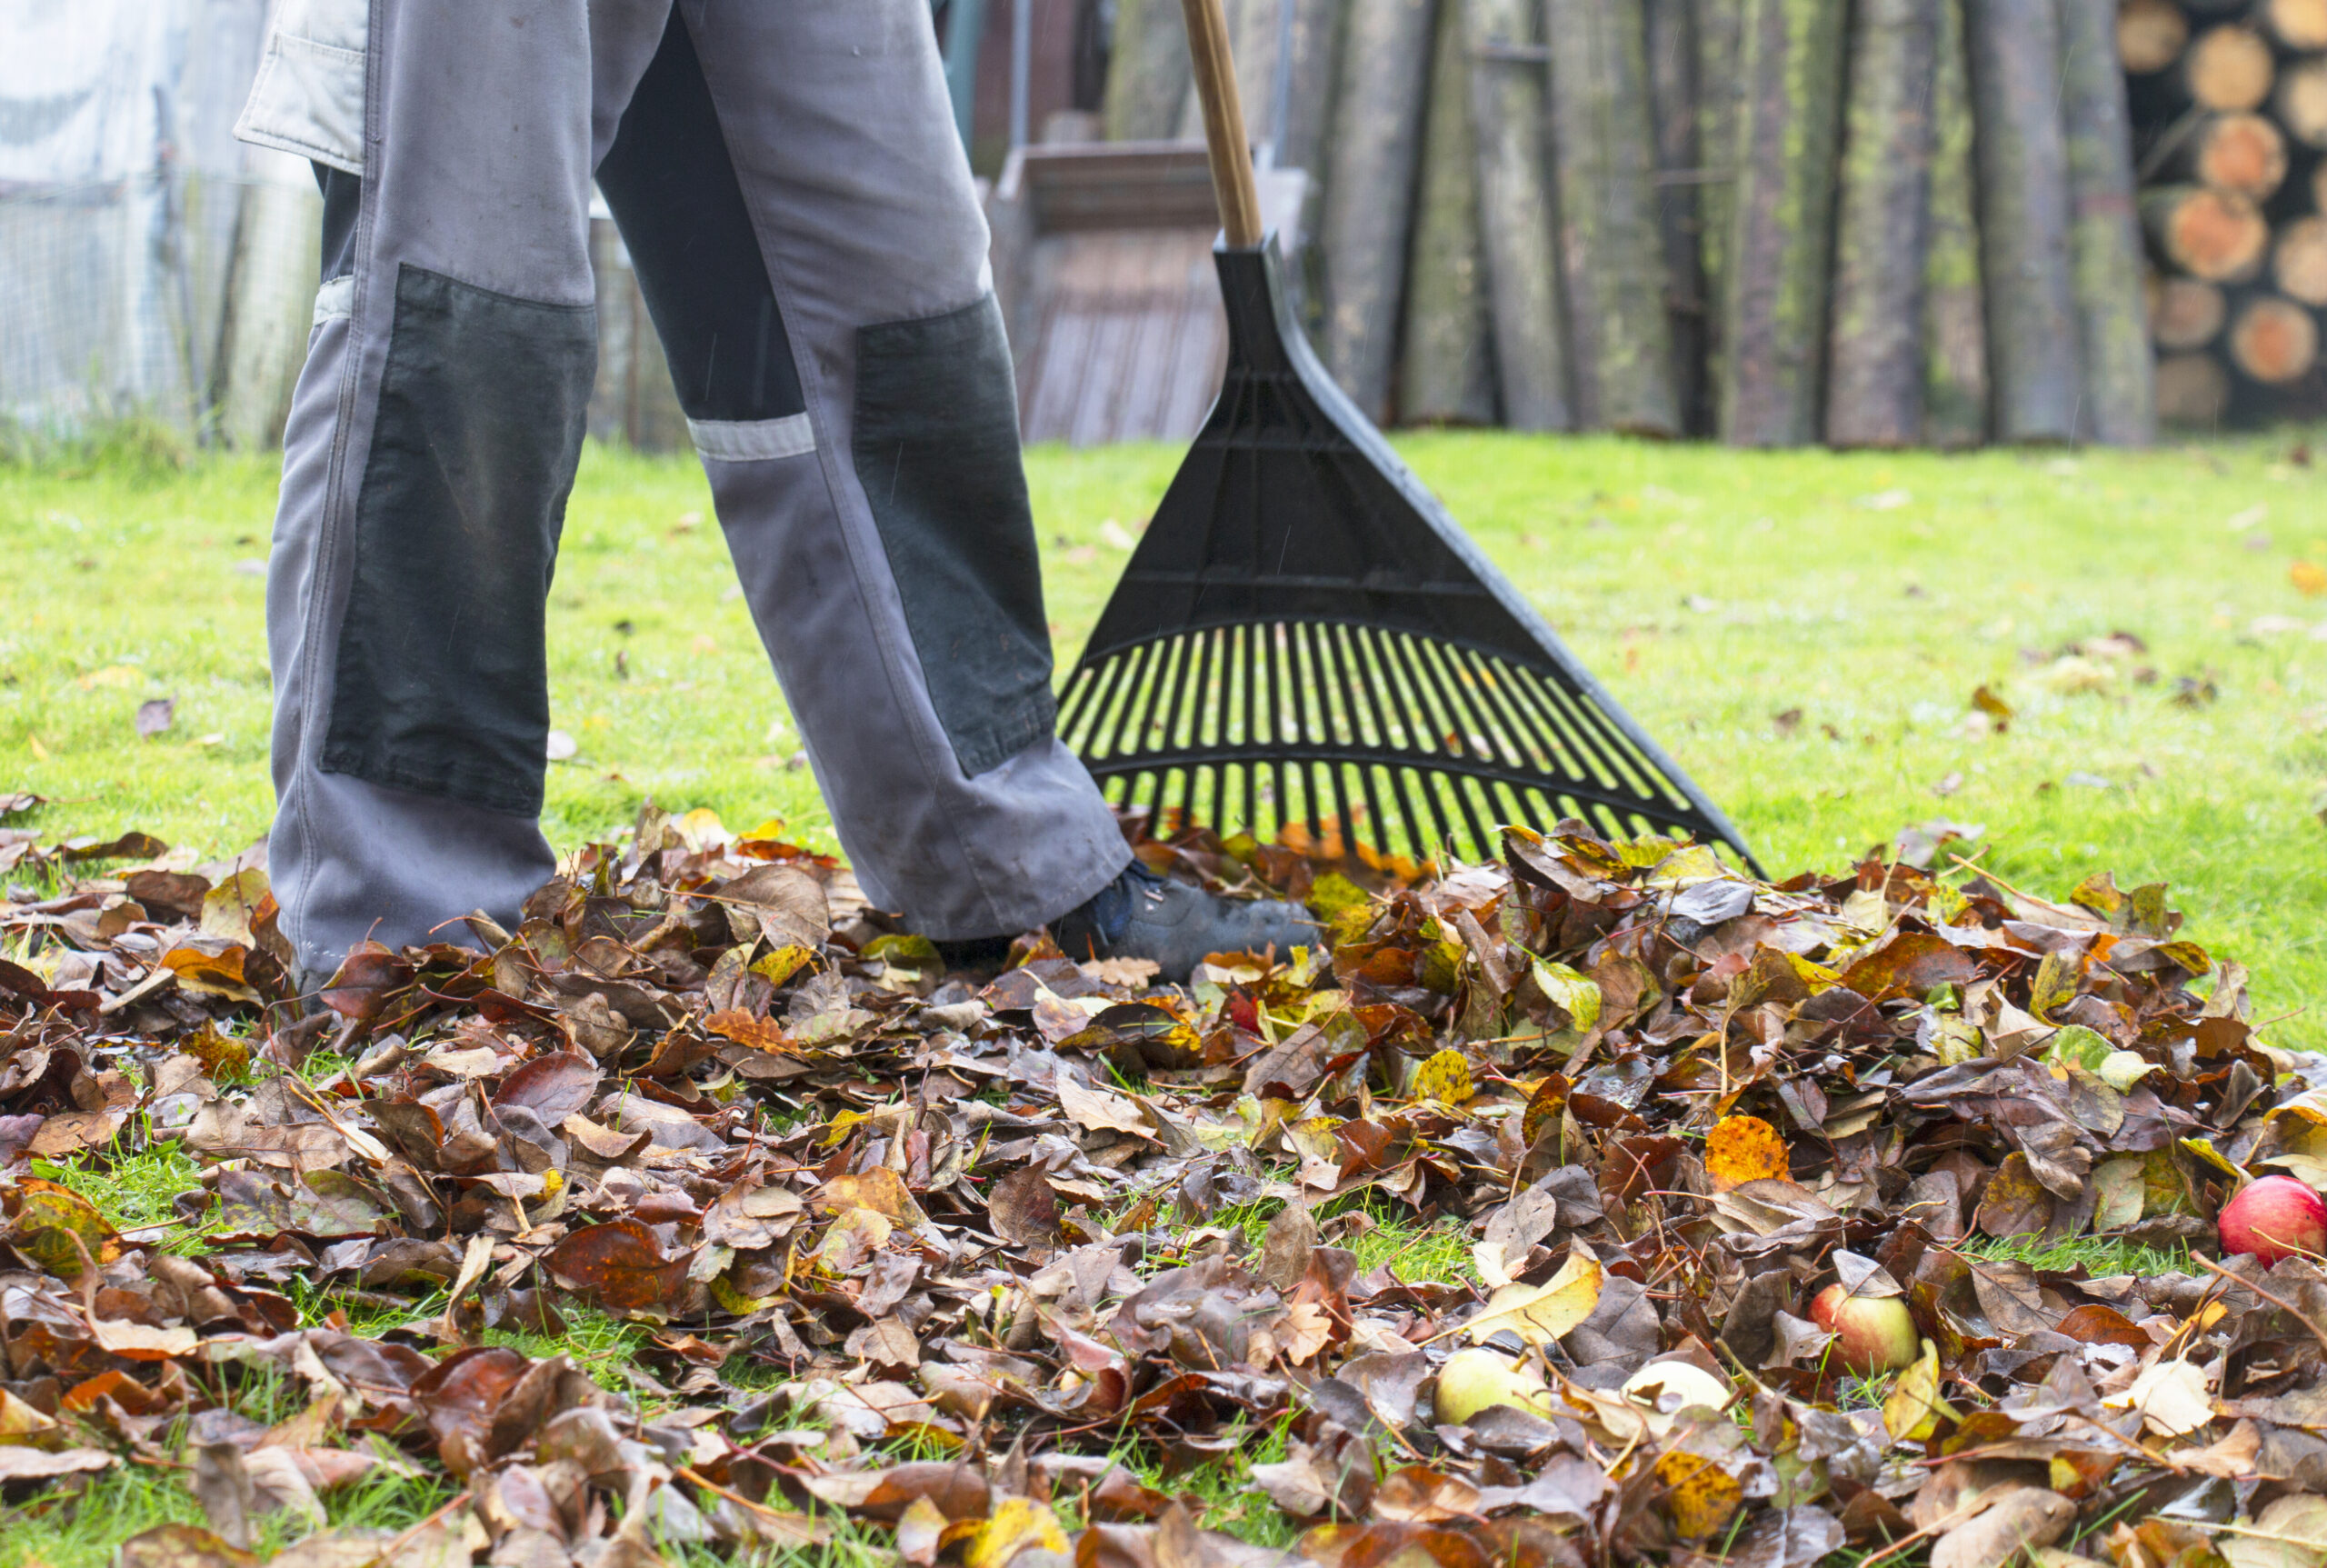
top-left (2056, 0), bottom-right (2153, 446)
top-left (1645, 0), bottom-right (1711, 434)
top-left (1276, 0), bottom-right (1350, 175)
top-left (1465, 0), bottom-right (1573, 429)
top-left (2278, 59), bottom-right (2327, 150)
top-left (1965, 0), bottom-right (2080, 443)
top-left (2277, 216), bottom-right (2327, 308)
top-left (1694, 0), bottom-right (1748, 395)
top-left (2149, 275), bottom-right (2227, 349)
top-left (1825, 0), bottom-right (1937, 448)
top-left (2142, 186), bottom-right (2271, 282)
top-left (1401, 0), bottom-right (1498, 424)
top-left (1104, 0), bottom-right (1194, 141)
top-left (2180, 24), bottom-right (2274, 114)
top-left (1716, 0), bottom-right (1848, 447)
top-left (1544, 0), bottom-right (1679, 434)
top-left (1320, 0), bottom-right (1439, 423)
top-left (2227, 294), bottom-right (2321, 385)
top-left (2158, 113), bottom-right (2289, 198)
top-left (2153, 351), bottom-right (2229, 426)
top-left (2115, 0), bottom-right (2186, 73)
top-left (1922, 0), bottom-right (1988, 447)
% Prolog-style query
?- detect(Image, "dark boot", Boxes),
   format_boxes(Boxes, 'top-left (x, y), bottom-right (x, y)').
top-left (1052, 863), bottom-right (1316, 981)
top-left (937, 863), bottom-right (1318, 982)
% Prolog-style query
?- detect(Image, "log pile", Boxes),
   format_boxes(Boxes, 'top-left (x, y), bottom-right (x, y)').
top-left (1087, 0), bottom-right (2322, 439)
top-left (2128, 0), bottom-right (2327, 424)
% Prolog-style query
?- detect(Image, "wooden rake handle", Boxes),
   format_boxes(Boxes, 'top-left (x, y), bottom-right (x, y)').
top-left (1180, 0), bottom-right (1264, 249)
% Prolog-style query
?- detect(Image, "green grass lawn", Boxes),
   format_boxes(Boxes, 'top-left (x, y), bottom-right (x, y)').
top-left (6, 430), bottom-right (2327, 1046)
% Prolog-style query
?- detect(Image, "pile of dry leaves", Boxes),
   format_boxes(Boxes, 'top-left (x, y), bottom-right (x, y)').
top-left (4, 802), bottom-right (2327, 1568)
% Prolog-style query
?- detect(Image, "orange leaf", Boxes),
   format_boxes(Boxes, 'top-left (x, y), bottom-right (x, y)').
top-left (706, 1010), bottom-right (794, 1052)
top-left (1704, 1114), bottom-right (1790, 1191)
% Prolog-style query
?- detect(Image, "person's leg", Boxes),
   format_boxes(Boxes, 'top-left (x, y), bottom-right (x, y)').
top-left (253, 0), bottom-right (666, 976)
top-left (594, 1), bottom-right (1132, 943)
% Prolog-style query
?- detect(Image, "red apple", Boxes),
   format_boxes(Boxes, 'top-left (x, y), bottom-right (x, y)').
top-left (1808, 1283), bottom-right (1921, 1376)
top-left (2219, 1175), bottom-right (2327, 1266)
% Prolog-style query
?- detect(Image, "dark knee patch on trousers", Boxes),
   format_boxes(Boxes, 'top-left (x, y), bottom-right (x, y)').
top-left (595, 6), bottom-right (804, 424)
top-left (322, 264), bottom-right (594, 817)
top-left (854, 295), bottom-right (1056, 778)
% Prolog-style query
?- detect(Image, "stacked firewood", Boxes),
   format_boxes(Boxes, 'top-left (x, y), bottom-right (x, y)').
top-left (2125, 0), bottom-right (2327, 424)
top-left (1105, 0), bottom-right (2181, 444)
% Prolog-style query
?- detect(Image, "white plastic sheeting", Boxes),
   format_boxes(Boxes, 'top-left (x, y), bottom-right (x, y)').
top-left (0, 0), bottom-right (318, 443)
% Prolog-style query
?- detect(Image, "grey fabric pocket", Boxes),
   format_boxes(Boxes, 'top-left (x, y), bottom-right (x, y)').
top-left (322, 264), bottom-right (594, 816)
top-left (854, 294), bottom-right (1055, 778)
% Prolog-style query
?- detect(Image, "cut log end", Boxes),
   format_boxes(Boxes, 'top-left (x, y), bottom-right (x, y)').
top-left (2191, 113), bottom-right (2288, 199)
top-left (2277, 59), bottom-right (2327, 150)
top-left (2262, 0), bottom-right (2327, 50)
top-left (2278, 218), bottom-right (2327, 308)
top-left (2154, 352), bottom-right (2231, 424)
top-left (2118, 0), bottom-right (2188, 73)
top-left (2185, 25), bottom-right (2276, 113)
top-left (2230, 297), bottom-right (2322, 384)
top-left (2146, 187), bottom-right (2271, 282)
top-left (2149, 275), bottom-right (2228, 349)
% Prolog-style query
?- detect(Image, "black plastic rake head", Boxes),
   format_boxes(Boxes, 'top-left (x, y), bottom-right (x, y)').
top-left (1057, 239), bottom-right (1761, 875)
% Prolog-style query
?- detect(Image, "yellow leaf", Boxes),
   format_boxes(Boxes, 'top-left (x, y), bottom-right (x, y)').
top-left (955, 1498), bottom-right (1068, 1568)
top-left (1465, 1250), bottom-right (1603, 1347)
top-left (674, 807), bottom-right (728, 851)
top-left (1704, 1114), bottom-right (1790, 1191)
top-left (1532, 958), bottom-right (1602, 1032)
top-left (2178, 1137), bottom-right (2245, 1183)
top-left (751, 943), bottom-right (815, 987)
top-left (1307, 872), bottom-right (1369, 922)
top-left (1413, 1048), bottom-right (1475, 1106)
top-left (200, 869), bottom-right (271, 944)
top-left (1883, 1338), bottom-right (1954, 1443)
top-left (2028, 950), bottom-right (2079, 1023)
top-left (1654, 1451), bottom-right (1743, 1540)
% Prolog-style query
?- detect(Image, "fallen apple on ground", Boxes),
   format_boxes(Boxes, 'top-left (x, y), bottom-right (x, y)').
top-left (1434, 1346), bottom-right (1553, 1423)
top-left (2219, 1175), bottom-right (2327, 1265)
top-left (1808, 1283), bottom-right (1922, 1376)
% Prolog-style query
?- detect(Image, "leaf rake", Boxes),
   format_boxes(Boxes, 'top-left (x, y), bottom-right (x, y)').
top-left (1058, 0), bottom-right (1758, 875)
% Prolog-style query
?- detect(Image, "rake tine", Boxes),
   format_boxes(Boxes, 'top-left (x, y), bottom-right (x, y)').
top-left (1409, 654), bottom-right (1496, 859)
top-left (1509, 662), bottom-right (1636, 797)
top-left (1534, 669), bottom-right (1671, 804)
top-left (1459, 648), bottom-right (1563, 777)
top-left (1363, 630), bottom-right (1462, 858)
top-left (1291, 624), bottom-right (1324, 839)
top-left (1386, 634), bottom-right (1486, 856)
top-left (1116, 635), bottom-right (1171, 765)
top-left (1076, 648), bottom-right (1131, 759)
top-left (1428, 641), bottom-right (1517, 772)
top-left (1377, 629), bottom-right (1450, 760)
top-left (1149, 632), bottom-right (1197, 763)
top-left (1449, 647), bottom-right (1537, 774)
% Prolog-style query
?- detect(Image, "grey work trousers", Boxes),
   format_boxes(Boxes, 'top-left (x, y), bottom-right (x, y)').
top-left (247, 0), bottom-right (1130, 974)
